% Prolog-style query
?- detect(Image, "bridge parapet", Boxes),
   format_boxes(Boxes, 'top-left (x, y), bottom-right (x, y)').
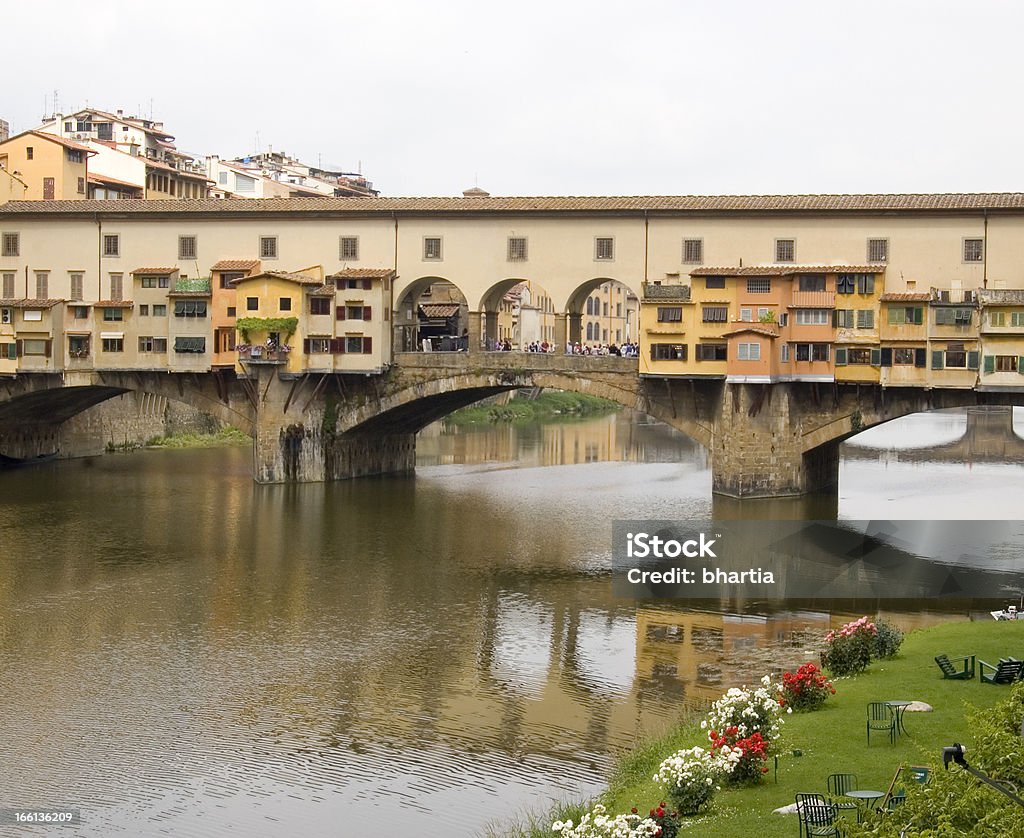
top-left (392, 351), bottom-right (638, 374)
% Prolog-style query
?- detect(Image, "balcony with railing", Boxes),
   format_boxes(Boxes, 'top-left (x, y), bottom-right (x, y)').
top-left (238, 345), bottom-right (292, 364)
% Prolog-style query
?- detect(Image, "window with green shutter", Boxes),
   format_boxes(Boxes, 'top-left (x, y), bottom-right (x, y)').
top-left (835, 348), bottom-right (848, 365)
top-left (984, 355), bottom-right (995, 374)
top-left (932, 350), bottom-right (944, 369)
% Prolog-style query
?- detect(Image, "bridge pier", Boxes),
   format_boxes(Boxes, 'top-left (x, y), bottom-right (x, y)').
top-left (711, 383), bottom-right (840, 498)
top-left (0, 421), bottom-right (62, 462)
top-left (249, 366), bottom-right (417, 484)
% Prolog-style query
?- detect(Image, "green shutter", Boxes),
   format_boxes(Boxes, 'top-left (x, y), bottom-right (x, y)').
top-left (984, 355), bottom-right (995, 374)
top-left (870, 348), bottom-right (881, 366)
top-left (913, 308), bottom-right (924, 325)
top-left (1018, 356), bottom-right (1024, 375)
top-left (932, 350), bottom-right (944, 370)
top-left (835, 348), bottom-right (848, 365)
top-left (967, 350), bottom-right (979, 370)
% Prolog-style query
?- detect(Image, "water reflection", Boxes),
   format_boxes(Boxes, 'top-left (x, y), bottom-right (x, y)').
top-left (0, 408), bottom-right (1022, 837)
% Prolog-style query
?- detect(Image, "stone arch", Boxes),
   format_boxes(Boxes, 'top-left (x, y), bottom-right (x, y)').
top-left (564, 277), bottom-right (642, 347)
top-left (393, 275), bottom-right (471, 352)
top-left (0, 372), bottom-right (256, 459)
top-left (476, 277), bottom-right (560, 350)
top-left (335, 368), bottom-right (711, 448)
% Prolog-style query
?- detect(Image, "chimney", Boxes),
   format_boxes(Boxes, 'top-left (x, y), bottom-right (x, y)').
top-left (462, 186), bottom-right (490, 197)
top-left (117, 109), bottom-right (123, 117)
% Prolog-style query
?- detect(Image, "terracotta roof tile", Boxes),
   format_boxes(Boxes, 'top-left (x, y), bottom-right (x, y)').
top-left (87, 173), bottom-right (143, 190)
top-left (211, 259), bottom-right (260, 271)
top-left (329, 267), bottom-right (395, 278)
top-left (131, 267), bottom-right (178, 274)
top-left (0, 298), bottom-right (63, 308)
top-left (96, 300), bottom-right (134, 306)
top-left (689, 265), bottom-right (885, 276)
top-left (5, 193), bottom-right (1024, 216)
top-left (419, 303), bottom-right (461, 318)
top-left (880, 293), bottom-right (931, 301)
top-left (308, 285), bottom-right (337, 297)
top-left (231, 270), bottom-right (324, 286)
top-left (720, 325), bottom-right (780, 338)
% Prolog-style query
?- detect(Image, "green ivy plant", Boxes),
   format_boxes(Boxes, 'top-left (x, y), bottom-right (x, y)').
top-left (235, 317), bottom-right (298, 343)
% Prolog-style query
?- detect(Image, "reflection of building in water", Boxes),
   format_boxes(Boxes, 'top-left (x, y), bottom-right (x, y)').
top-left (635, 608), bottom-right (833, 706)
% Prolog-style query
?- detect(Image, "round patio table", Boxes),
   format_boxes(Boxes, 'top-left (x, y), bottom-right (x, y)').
top-left (886, 701), bottom-right (913, 736)
top-left (846, 789), bottom-right (885, 822)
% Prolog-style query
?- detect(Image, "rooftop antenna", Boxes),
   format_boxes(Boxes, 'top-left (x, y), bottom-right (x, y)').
top-left (149, 98), bottom-right (153, 120)
top-left (255, 130), bottom-right (260, 155)
top-left (53, 89), bottom-right (59, 116)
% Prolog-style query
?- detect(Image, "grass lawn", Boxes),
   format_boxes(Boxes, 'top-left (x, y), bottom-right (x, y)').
top-left (498, 618), bottom-right (1024, 837)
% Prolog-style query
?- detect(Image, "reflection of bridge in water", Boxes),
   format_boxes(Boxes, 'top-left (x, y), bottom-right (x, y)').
top-left (844, 406), bottom-right (1024, 464)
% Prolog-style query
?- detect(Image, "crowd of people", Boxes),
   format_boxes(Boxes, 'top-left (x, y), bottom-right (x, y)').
top-left (492, 339), bottom-right (639, 356)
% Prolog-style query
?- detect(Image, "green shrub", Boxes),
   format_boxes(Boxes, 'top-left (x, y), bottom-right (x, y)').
top-left (873, 620), bottom-right (904, 659)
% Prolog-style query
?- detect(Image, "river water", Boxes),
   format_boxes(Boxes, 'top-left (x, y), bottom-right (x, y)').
top-left (1, 407), bottom-right (1023, 837)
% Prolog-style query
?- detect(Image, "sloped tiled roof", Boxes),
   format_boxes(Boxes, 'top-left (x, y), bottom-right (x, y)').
top-left (329, 267), bottom-right (395, 278)
top-left (720, 325), bottom-right (781, 338)
top-left (689, 265), bottom-right (885, 276)
top-left (96, 299), bottom-right (134, 306)
top-left (231, 270), bottom-right (324, 286)
top-left (879, 292), bottom-right (931, 301)
top-left (5, 193), bottom-right (1024, 216)
top-left (0, 298), bottom-right (63, 308)
top-left (131, 267), bottom-right (178, 274)
top-left (211, 259), bottom-right (260, 272)
top-left (419, 303), bottom-right (461, 318)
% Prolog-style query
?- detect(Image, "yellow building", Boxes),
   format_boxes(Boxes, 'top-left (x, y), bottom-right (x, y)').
top-left (977, 289), bottom-right (1024, 391)
top-left (0, 131), bottom-right (93, 202)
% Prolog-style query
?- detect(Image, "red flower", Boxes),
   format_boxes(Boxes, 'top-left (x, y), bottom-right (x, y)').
top-left (631, 807), bottom-right (638, 815)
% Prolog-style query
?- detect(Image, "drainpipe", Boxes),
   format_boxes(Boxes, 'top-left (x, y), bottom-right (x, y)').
top-left (643, 209), bottom-right (649, 283)
top-left (95, 212), bottom-right (102, 298)
top-left (982, 208), bottom-right (988, 289)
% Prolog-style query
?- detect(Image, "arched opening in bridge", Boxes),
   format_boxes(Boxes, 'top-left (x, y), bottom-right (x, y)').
top-left (565, 278), bottom-right (640, 350)
top-left (394, 277), bottom-right (470, 352)
top-left (477, 278), bottom-right (559, 350)
top-left (0, 381), bottom-right (252, 463)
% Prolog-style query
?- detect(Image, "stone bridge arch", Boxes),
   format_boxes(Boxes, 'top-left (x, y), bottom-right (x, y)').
top-left (334, 356), bottom-right (714, 447)
top-left (0, 371), bottom-right (255, 459)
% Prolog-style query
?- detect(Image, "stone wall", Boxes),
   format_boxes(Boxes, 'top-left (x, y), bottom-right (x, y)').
top-left (58, 393), bottom-right (223, 457)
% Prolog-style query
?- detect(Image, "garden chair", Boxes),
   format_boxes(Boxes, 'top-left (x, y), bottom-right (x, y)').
top-left (978, 658), bottom-right (1024, 684)
top-left (795, 793), bottom-right (841, 838)
top-left (826, 772), bottom-right (859, 818)
top-left (934, 653), bottom-right (975, 680)
top-left (867, 701), bottom-right (895, 745)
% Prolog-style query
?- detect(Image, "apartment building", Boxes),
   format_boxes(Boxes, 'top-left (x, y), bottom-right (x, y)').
top-left (0, 131), bottom-right (93, 200)
top-left (36, 107), bottom-right (211, 199)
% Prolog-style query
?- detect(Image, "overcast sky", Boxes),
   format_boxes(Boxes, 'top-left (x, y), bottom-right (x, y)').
top-left (5, 0), bottom-right (1022, 197)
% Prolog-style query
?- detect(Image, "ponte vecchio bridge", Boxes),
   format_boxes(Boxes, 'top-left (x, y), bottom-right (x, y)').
top-left (1, 351), bottom-right (1020, 498)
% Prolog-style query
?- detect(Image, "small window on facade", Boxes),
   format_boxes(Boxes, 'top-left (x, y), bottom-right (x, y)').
top-left (26, 147), bottom-right (34, 160)
top-left (153, 304), bottom-right (167, 316)
top-left (1, 233), bottom-right (17, 258)
top-left (508, 237), bottom-right (528, 262)
top-left (179, 235), bottom-right (197, 260)
top-left (704, 276), bottom-right (725, 289)
top-left (103, 234), bottom-right (120, 257)
top-left (102, 337), bottom-right (124, 353)
top-left (279, 297), bottom-right (292, 311)
top-left (775, 239), bottom-right (795, 262)
top-left (423, 237), bottom-right (442, 260)
top-left (702, 306), bottom-right (728, 322)
top-left (682, 238), bottom-right (703, 264)
top-left (868, 238), bottom-right (888, 262)
top-left (310, 297), bottom-right (331, 315)
top-left (103, 307), bottom-right (124, 321)
top-left (340, 236), bottom-right (359, 260)
top-left (964, 238), bottom-right (984, 262)
top-left (69, 273), bottom-right (83, 300)
top-left (109, 273), bottom-right (123, 301)
top-left (656, 307), bottom-right (683, 322)
top-left (595, 237), bottom-right (614, 261)
top-left (247, 297), bottom-right (258, 311)
top-left (78, 177), bottom-right (86, 194)
top-left (798, 274), bottom-right (825, 292)
top-left (737, 342), bottom-right (761, 360)
top-left (1, 272), bottom-right (14, 298)
top-left (746, 278), bottom-right (771, 293)
top-left (259, 236), bottom-right (278, 259)
top-left (35, 272), bottom-right (48, 298)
